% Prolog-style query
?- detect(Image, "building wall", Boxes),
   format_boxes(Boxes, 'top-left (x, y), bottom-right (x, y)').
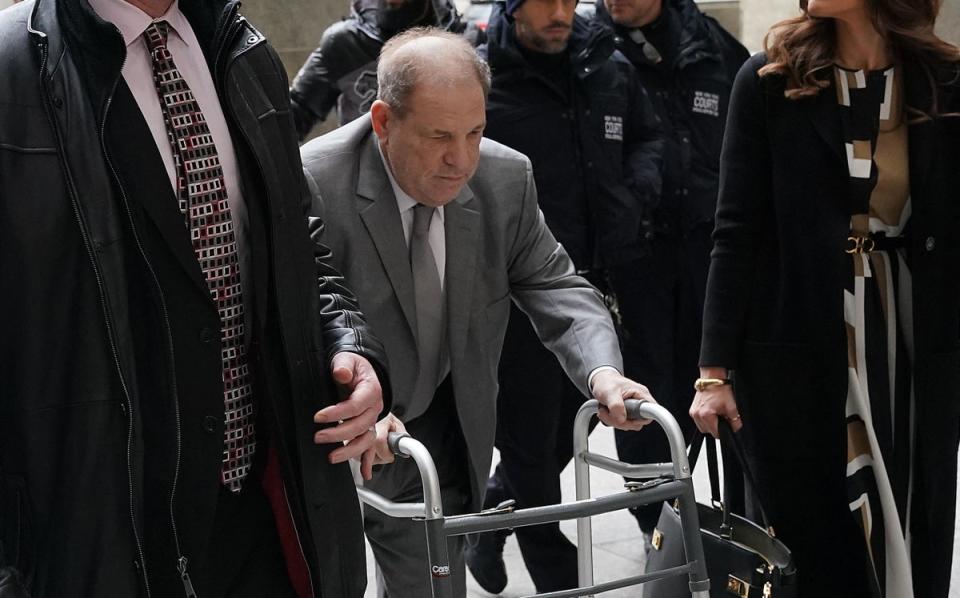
top-left (242, 0), bottom-right (348, 83)
top-left (241, 0), bottom-right (351, 135)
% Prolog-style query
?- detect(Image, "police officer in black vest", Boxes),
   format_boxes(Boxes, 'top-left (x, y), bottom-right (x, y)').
top-left (594, 0), bottom-right (747, 542)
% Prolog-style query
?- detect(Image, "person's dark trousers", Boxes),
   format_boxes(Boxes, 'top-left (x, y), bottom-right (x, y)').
top-left (610, 224), bottom-right (743, 532)
top-left (480, 304), bottom-right (598, 592)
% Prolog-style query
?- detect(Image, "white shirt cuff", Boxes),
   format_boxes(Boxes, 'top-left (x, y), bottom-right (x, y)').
top-left (587, 366), bottom-right (621, 392)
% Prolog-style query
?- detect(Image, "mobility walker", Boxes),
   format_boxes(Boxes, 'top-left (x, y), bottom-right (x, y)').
top-left (357, 398), bottom-right (710, 597)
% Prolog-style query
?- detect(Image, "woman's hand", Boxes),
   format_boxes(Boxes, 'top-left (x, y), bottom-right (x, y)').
top-left (689, 367), bottom-right (743, 438)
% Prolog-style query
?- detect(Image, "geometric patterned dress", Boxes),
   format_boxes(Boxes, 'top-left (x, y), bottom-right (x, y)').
top-left (837, 65), bottom-right (915, 597)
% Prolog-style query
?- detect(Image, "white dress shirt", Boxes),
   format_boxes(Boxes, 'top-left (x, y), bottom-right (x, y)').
top-left (376, 141), bottom-right (446, 289)
top-left (88, 0), bottom-right (250, 290)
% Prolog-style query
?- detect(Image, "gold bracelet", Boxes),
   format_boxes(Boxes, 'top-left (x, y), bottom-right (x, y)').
top-left (693, 377), bottom-right (732, 392)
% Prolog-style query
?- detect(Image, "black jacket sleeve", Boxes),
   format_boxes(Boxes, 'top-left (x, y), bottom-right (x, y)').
top-left (289, 24), bottom-right (348, 141)
top-left (301, 171), bottom-right (393, 417)
top-left (698, 54), bottom-right (772, 369)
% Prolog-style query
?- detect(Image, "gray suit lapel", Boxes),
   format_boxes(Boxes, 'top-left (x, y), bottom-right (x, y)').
top-left (356, 135), bottom-right (419, 340)
top-left (444, 184), bottom-right (480, 364)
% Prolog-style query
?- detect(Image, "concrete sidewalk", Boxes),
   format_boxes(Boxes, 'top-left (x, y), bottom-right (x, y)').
top-left (364, 425), bottom-right (960, 597)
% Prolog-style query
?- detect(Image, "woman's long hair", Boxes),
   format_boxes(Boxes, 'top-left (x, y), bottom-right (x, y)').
top-left (759, 0), bottom-right (960, 115)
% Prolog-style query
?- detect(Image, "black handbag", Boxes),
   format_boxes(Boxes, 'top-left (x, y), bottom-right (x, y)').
top-left (643, 422), bottom-right (798, 597)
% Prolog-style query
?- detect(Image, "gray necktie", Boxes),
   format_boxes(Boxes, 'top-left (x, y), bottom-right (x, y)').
top-left (409, 204), bottom-right (445, 415)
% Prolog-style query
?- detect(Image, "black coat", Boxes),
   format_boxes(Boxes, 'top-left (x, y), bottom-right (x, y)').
top-left (701, 53), bottom-right (960, 595)
top-left (288, 0), bottom-right (479, 139)
top-left (479, 3), bottom-right (664, 268)
top-left (0, 0), bottom-right (390, 596)
top-left (595, 0), bottom-right (748, 233)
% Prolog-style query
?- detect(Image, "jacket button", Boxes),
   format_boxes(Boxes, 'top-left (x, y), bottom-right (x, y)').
top-left (199, 327), bottom-right (217, 343)
top-left (584, 109), bottom-right (591, 116)
top-left (925, 236), bottom-right (936, 252)
top-left (586, 161), bottom-right (594, 168)
top-left (202, 416), bottom-right (219, 434)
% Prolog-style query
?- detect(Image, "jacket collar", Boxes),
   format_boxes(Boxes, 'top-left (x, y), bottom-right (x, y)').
top-left (29, 0), bottom-right (240, 88)
top-left (595, 0), bottom-right (718, 71)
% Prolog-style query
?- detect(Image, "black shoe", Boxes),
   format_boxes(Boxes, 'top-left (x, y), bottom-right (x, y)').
top-left (465, 530), bottom-right (508, 594)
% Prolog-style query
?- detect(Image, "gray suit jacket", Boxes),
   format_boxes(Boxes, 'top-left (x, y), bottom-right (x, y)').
top-left (301, 116), bottom-right (622, 508)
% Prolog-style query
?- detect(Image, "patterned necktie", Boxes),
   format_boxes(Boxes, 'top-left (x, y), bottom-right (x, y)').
top-left (409, 204), bottom-right (445, 414)
top-left (144, 21), bottom-right (255, 492)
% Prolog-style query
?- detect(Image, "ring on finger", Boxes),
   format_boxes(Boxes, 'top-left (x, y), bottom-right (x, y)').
top-left (729, 414), bottom-right (741, 421)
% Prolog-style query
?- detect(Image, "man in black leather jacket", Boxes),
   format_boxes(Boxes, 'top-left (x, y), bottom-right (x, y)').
top-left (288, 0), bottom-right (481, 139)
top-left (0, 0), bottom-right (390, 596)
top-left (594, 0), bottom-right (748, 540)
top-left (467, 0), bottom-right (664, 593)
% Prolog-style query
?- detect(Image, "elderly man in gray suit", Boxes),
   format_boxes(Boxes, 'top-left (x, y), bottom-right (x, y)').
top-left (301, 28), bottom-right (654, 598)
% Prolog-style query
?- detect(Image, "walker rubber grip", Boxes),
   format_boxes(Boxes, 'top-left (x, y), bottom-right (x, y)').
top-left (624, 399), bottom-right (650, 421)
top-left (387, 432), bottom-right (412, 458)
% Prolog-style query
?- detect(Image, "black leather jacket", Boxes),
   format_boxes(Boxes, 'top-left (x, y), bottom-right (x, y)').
top-left (288, 0), bottom-right (480, 139)
top-left (0, 0), bottom-right (388, 596)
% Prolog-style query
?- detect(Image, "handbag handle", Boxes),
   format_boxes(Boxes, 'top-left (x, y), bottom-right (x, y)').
top-left (687, 421), bottom-right (774, 535)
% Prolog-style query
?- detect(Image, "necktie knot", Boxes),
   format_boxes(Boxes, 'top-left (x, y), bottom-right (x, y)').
top-left (144, 20), bottom-right (170, 54)
top-left (412, 204), bottom-right (435, 236)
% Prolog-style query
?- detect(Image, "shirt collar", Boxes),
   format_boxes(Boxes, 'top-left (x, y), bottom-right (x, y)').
top-left (88, 0), bottom-right (191, 48)
top-left (376, 137), bottom-right (445, 222)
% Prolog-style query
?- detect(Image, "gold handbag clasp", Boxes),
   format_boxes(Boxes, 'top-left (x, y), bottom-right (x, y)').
top-left (846, 234), bottom-right (876, 254)
top-left (727, 575), bottom-right (750, 597)
top-left (651, 528), bottom-right (663, 551)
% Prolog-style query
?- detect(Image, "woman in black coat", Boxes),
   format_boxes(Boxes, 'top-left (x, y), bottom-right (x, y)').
top-left (689, 0), bottom-right (960, 595)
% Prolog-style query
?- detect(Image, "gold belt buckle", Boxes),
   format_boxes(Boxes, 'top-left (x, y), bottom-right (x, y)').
top-left (845, 234), bottom-right (876, 254)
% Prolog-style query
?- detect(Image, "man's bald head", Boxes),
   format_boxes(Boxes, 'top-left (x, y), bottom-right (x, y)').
top-left (377, 27), bottom-right (491, 118)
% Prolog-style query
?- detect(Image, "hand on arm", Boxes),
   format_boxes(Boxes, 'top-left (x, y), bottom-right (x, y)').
top-left (688, 366), bottom-right (742, 438)
top-left (589, 368), bottom-right (655, 431)
top-left (312, 352), bottom-right (384, 469)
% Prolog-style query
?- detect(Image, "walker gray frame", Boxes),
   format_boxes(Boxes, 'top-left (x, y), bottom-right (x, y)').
top-left (356, 399), bottom-right (710, 598)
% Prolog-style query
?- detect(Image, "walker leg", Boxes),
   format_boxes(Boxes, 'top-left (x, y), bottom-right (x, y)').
top-left (424, 518), bottom-right (453, 598)
top-left (675, 478), bottom-right (710, 596)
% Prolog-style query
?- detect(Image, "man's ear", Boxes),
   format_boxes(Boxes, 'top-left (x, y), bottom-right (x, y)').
top-left (370, 100), bottom-right (391, 143)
